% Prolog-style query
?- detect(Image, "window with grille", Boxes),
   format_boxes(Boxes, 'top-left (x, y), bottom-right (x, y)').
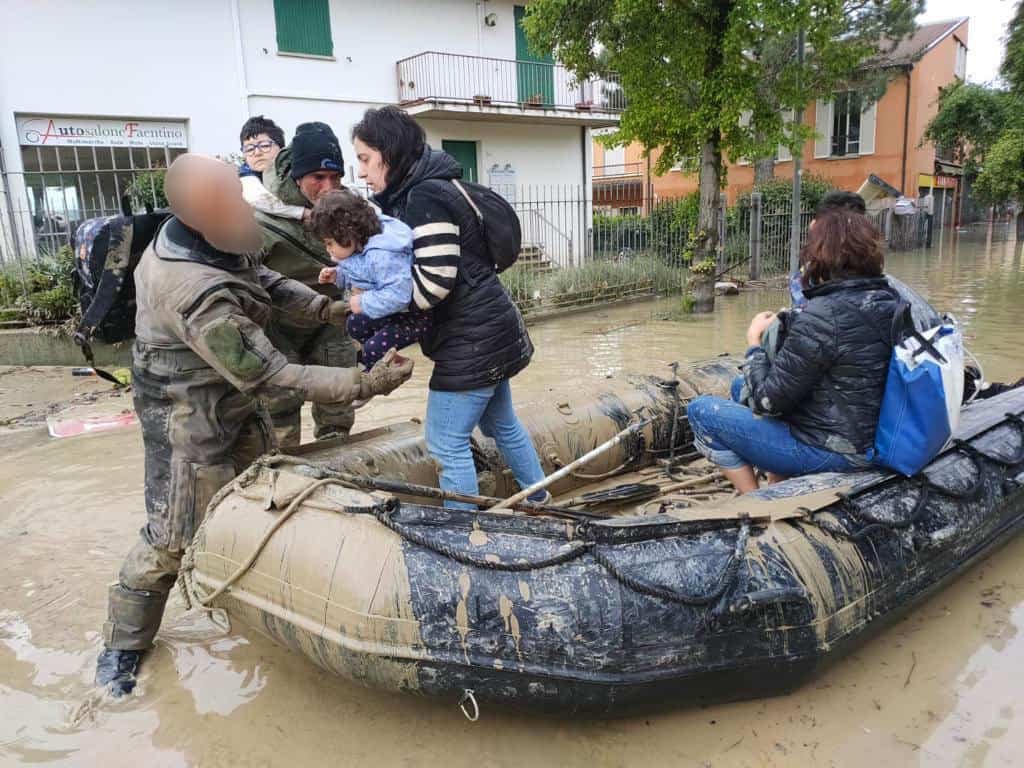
top-left (273, 0), bottom-right (333, 58)
top-left (17, 144), bottom-right (186, 254)
top-left (831, 91), bottom-right (862, 156)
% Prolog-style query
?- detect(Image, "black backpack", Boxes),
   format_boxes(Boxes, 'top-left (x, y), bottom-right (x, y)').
top-left (450, 180), bottom-right (522, 272)
top-left (72, 211), bottom-right (170, 383)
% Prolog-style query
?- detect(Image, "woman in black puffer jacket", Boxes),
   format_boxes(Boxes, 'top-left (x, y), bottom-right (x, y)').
top-left (687, 209), bottom-right (900, 493)
top-left (351, 107), bottom-right (547, 508)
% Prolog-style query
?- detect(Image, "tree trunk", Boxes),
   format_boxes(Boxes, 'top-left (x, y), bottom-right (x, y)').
top-left (753, 156), bottom-right (775, 187)
top-left (691, 130), bottom-right (722, 314)
top-left (697, 130), bottom-right (722, 263)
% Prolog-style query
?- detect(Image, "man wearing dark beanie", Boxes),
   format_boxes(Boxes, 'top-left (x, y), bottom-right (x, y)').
top-left (255, 121), bottom-right (357, 446)
top-left (289, 121), bottom-right (345, 180)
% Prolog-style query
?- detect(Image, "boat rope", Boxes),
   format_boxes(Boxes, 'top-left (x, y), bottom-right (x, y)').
top-left (373, 501), bottom-right (594, 572)
top-left (825, 411), bottom-right (1024, 540)
top-left (840, 480), bottom-right (932, 540)
top-left (181, 477), bottom-right (380, 608)
top-left (181, 464), bottom-right (749, 609)
top-left (591, 523), bottom-right (749, 606)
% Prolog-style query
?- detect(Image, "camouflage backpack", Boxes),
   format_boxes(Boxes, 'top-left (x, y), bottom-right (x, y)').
top-left (72, 212), bottom-right (170, 382)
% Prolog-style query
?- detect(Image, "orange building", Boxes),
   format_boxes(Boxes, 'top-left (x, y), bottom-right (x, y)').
top-left (593, 18), bottom-right (968, 218)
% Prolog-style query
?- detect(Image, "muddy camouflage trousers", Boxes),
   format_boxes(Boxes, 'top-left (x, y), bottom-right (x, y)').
top-left (264, 317), bottom-right (357, 447)
top-left (103, 343), bottom-right (274, 651)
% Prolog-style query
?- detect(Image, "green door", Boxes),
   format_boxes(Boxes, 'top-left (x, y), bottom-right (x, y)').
top-left (442, 140), bottom-right (479, 183)
top-left (514, 5), bottom-right (555, 107)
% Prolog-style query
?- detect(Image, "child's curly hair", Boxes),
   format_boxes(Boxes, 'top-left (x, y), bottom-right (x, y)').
top-left (309, 189), bottom-right (382, 250)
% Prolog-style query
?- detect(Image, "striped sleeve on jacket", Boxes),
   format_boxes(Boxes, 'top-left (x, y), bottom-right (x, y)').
top-left (404, 189), bottom-right (460, 310)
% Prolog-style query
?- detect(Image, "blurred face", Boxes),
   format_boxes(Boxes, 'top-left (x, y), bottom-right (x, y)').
top-left (241, 132), bottom-right (280, 174)
top-left (298, 170), bottom-right (342, 203)
top-left (205, 175), bottom-right (264, 253)
top-left (324, 237), bottom-right (357, 262)
top-left (354, 138), bottom-right (389, 192)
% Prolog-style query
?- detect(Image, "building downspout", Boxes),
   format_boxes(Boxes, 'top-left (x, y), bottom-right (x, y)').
top-left (900, 66), bottom-right (912, 194)
top-left (230, 0), bottom-right (251, 126)
top-left (581, 126), bottom-right (591, 263)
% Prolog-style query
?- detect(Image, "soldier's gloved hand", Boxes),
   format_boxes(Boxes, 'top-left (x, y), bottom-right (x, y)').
top-left (358, 348), bottom-right (414, 398)
top-left (320, 300), bottom-right (350, 327)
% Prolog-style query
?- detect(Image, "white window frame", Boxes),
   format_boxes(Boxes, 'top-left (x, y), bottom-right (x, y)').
top-left (815, 92), bottom-right (875, 159)
top-left (954, 40), bottom-right (967, 81)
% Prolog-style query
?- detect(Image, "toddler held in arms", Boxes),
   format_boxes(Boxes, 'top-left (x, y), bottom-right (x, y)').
top-left (312, 190), bottom-right (432, 375)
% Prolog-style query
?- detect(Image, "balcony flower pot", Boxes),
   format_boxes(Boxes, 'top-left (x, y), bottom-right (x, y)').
top-left (575, 100), bottom-right (594, 111)
top-left (473, 94), bottom-right (493, 105)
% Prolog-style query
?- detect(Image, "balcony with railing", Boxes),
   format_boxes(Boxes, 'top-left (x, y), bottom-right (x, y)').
top-left (397, 52), bottom-right (623, 126)
top-left (593, 162), bottom-right (643, 179)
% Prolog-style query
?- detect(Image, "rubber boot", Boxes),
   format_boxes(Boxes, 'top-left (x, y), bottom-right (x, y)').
top-left (102, 583), bottom-right (170, 651)
top-left (96, 583), bottom-right (170, 695)
top-left (95, 648), bottom-right (144, 697)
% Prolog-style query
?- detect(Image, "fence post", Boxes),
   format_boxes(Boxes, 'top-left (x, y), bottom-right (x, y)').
top-left (749, 191), bottom-right (762, 280)
top-left (716, 192), bottom-right (727, 273)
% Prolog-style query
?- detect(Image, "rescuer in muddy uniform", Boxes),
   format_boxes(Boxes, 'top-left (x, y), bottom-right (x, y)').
top-left (256, 122), bottom-right (358, 446)
top-left (94, 154), bottom-right (414, 696)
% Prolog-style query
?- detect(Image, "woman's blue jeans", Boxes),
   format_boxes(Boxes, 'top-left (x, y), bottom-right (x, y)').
top-left (425, 379), bottom-right (546, 509)
top-left (686, 377), bottom-right (857, 477)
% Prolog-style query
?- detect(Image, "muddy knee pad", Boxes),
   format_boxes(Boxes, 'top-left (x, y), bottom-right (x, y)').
top-left (118, 537), bottom-right (183, 593)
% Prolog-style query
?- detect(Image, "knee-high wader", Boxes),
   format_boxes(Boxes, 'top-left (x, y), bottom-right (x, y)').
top-left (103, 343), bottom-right (274, 650)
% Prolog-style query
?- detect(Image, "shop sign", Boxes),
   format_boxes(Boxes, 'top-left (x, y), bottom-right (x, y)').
top-left (918, 173), bottom-right (957, 190)
top-left (16, 115), bottom-right (188, 148)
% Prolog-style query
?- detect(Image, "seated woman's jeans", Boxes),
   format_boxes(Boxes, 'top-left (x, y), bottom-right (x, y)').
top-left (687, 378), bottom-right (858, 477)
top-left (425, 379), bottom-right (547, 509)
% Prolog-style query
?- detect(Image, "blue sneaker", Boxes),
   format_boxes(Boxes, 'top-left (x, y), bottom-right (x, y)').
top-left (526, 489), bottom-right (552, 505)
top-left (95, 648), bottom-right (143, 697)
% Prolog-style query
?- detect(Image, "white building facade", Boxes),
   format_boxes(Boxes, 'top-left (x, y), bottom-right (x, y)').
top-left (0, 0), bottom-right (620, 265)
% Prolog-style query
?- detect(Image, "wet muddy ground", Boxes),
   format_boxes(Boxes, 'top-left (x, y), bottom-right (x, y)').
top-left (1, 233), bottom-right (1022, 767)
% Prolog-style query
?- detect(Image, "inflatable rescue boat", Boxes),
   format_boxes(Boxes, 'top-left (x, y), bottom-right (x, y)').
top-left (182, 359), bottom-right (1024, 716)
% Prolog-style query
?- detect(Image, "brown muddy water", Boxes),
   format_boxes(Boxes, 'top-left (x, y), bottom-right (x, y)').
top-left (1, 233), bottom-right (1022, 767)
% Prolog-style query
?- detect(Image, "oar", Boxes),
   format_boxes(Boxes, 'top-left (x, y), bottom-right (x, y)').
top-left (293, 463), bottom-right (599, 521)
top-left (490, 419), bottom-right (653, 511)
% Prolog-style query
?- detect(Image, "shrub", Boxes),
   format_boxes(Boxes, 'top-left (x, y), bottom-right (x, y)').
top-left (592, 213), bottom-right (649, 256)
top-left (10, 245), bottom-right (80, 325)
top-left (648, 192), bottom-right (700, 262)
top-left (734, 173), bottom-right (835, 212)
top-left (125, 170), bottom-right (167, 212)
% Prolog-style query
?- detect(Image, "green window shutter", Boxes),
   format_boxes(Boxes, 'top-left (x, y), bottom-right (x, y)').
top-left (274, 0), bottom-right (333, 57)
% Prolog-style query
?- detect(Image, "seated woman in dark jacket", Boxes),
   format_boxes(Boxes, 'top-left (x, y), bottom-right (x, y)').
top-left (687, 209), bottom-right (899, 493)
top-left (350, 106), bottom-right (548, 508)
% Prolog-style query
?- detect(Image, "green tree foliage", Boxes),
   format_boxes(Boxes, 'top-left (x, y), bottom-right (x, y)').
top-left (524, 0), bottom-right (921, 266)
top-left (747, 1), bottom-right (920, 183)
top-left (974, 129), bottom-right (1024, 207)
top-left (1003, 1), bottom-right (1024, 94)
top-left (924, 1), bottom-right (1024, 219)
top-left (923, 83), bottom-right (1016, 174)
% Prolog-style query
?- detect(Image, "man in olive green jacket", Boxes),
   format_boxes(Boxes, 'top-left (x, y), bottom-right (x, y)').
top-left (94, 155), bottom-right (413, 697)
top-left (256, 121), bottom-right (358, 447)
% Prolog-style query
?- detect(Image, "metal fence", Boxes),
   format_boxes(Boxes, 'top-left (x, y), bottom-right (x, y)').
top-left (397, 51), bottom-right (623, 113)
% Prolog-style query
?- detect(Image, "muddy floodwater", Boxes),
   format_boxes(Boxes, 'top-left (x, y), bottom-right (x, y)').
top-left (1, 233), bottom-right (1022, 767)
